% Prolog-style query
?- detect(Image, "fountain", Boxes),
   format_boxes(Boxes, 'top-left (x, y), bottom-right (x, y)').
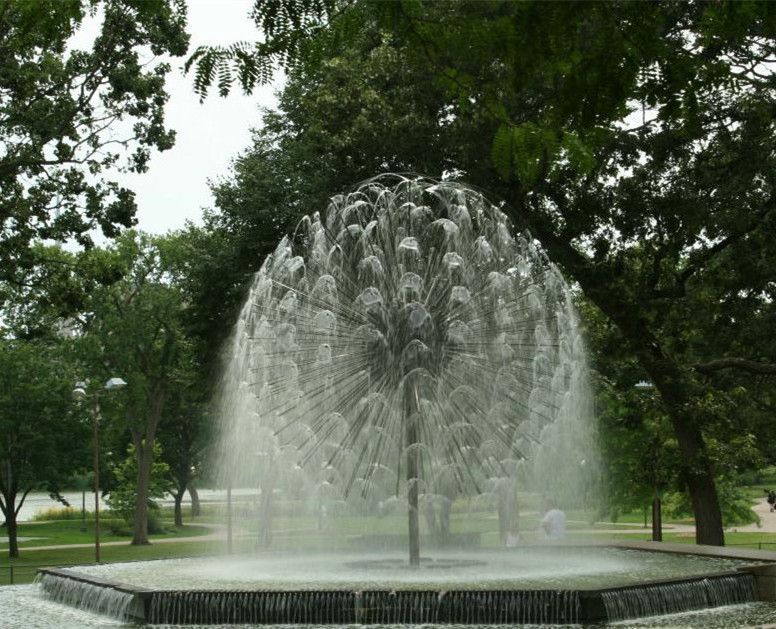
top-left (32, 176), bottom-right (772, 625)
top-left (217, 175), bottom-right (596, 563)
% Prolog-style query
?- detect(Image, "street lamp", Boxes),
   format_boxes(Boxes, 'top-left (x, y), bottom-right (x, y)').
top-left (634, 380), bottom-right (662, 542)
top-left (72, 377), bottom-right (127, 563)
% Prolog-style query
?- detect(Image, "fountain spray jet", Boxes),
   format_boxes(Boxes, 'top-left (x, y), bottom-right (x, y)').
top-left (217, 175), bottom-right (596, 565)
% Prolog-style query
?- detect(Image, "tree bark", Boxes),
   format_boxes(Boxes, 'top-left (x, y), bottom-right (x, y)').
top-left (0, 490), bottom-right (19, 559)
top-left (189, 485), bottom-right (201, 517)
top-left (173, 467), bottom-right (189, 527)
top-left (6, 510), bottom-right (18, 558)
top-left (130, 389), bottom-right (165, 546)
top-left (1, 457), bottom-right (19, 558)
top-left (667, 410), bottom-right (724, 545)
top-left (173, 488), bottom-right (184, 527)
top-left (132, 440), bottom-right (152, 545)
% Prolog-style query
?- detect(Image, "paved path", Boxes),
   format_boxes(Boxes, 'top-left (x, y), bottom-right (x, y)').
top-left (731, 496), bottom-right (776, 533)
top-left (574, 496), bottom-right (776, 537)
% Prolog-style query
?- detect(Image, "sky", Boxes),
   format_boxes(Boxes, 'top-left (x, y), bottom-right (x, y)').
top-left (85, 0), bottom-right (281, 235)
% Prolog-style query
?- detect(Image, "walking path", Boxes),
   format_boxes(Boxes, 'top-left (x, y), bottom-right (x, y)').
top-left (573, 496), bottom-right (776, 537)
top-left (732, 496), bottom-right (776, 532)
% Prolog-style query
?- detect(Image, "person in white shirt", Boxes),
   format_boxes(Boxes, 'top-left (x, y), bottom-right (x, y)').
top-left (540, 504), bottom-right (566, 540)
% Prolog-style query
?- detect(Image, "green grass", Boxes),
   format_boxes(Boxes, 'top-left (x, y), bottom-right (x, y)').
top-left (580, 530), bottom-right (776, 548)
top-left (1, 518), bottom-right (212, 549)
top-left (0, 540), bottom-right (222, 585)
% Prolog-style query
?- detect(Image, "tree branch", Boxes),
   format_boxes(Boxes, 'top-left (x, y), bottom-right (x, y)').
top-left (695, 358), bottom-right (776, 375)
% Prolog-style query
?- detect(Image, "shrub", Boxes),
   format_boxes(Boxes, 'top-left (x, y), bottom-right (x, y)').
top-left (105, 442), bottom-right (173, 535)
top-left (32, 506), bottom-right (90, 522)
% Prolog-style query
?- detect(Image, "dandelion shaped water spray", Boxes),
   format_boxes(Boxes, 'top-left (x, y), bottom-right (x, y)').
top-left (218, 176), bottom-right (595, 564)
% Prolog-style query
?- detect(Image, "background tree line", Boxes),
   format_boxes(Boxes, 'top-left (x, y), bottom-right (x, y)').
top-left (2, 0), bottom-right (776, 557)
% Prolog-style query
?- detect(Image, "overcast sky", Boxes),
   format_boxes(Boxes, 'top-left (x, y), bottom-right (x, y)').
top-left (106, 0), bottom-right (281, 234)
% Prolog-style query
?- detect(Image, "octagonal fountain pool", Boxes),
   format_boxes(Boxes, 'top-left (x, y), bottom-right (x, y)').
top-left (33, 545), bottom-right (765, 625)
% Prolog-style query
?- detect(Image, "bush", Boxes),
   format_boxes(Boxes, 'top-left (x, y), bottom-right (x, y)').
top-left (663, 480), bottom-right (759, 528)
top-left (147, 508), bottom-right (167, 534)
top-left (33, 506), bottom-right (90, 522)
top-left (106, 508), bottom-right (167, 536)
top-left (105, 442), bottom-right (173, 535)
top-left (106, 517), bottom-right (132, 536)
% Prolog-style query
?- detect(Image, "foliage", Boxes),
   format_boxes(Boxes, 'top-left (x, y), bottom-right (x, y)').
top-left (31, 506), bottom-right (88, 522)
top-left (662, 478), bottom-right (759, 529)
top-left (75, 230), bottom-right (196, 544)
top-left (105, 442), bottom-right (172, 534)
top-left (0, 0), bottom-right (189, 281)
top-left (0, 337), bottom-right (88, 556)
top-left (185, 0), bottom-right (336, 99)
top-left (0, 242), bottom-right (126, 341)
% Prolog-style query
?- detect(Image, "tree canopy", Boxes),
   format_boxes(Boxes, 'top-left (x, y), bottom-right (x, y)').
top-left (0, 0), bottom-right (188, 281)
top-left (76, 231), bottom-right (195, 545)
top-left (0, 337), bottom-right (86, 557)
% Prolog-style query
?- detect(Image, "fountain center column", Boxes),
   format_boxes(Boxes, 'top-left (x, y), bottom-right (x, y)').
top-left (404, 380), bottom-right (421, 567)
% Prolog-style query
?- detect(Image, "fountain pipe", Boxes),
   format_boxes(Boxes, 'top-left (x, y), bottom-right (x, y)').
top-left (405, 381), bottom-right (421, 567)
top-left (226, 482), bottom-right (233, 554)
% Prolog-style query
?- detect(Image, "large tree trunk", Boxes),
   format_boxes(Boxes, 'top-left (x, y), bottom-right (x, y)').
top-left (132, 440), bottom-right (153, 545)
top-left (6, 511), bottom-right (18, 558)
top-left (667, 410), bottom-right (724, 545)
top-left (130, 391), bottom-right (165, 546)
top-left (173, 488), bottom-right (185, 527)
top-left (1, 491), bottom-right (19, 559)
top-left (189, 485), bottom-right (201, 517)
top-left (633, 347), bottom-right (725, 545)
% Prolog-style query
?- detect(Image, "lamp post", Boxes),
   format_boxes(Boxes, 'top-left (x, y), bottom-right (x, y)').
top-left (634, 380), bottom-right (662, 542)
top-left (72, 377), bottom-right (127, 563)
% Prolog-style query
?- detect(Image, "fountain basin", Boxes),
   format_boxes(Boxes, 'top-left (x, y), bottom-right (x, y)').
top-left (35, 544), bottom-right (766, 624)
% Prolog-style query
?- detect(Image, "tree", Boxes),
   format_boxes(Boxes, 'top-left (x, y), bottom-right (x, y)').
top-left (77, 231), bottom-right (191, 545)
top-left (0, 338), bottom-right (87, 557)
top-left (0, 0), bottom-right (188, 281)
top-left (189, 0), bottom-right (776, 546)
top-left (105, 442), bottom-right (173, 534)
top-left (156, 350), bottom-right (208, 527)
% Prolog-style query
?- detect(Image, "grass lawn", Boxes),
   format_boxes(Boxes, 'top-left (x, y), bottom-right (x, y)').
top-left (0, 540), bottom-right (222, 585)
top-left (0, 518), bottom-right (212, 549)
top-left (7, 521), bottom-right (776, 587)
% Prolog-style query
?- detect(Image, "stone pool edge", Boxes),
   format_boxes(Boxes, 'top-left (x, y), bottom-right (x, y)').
top-left (34, 541), bottom-right (776, 624)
